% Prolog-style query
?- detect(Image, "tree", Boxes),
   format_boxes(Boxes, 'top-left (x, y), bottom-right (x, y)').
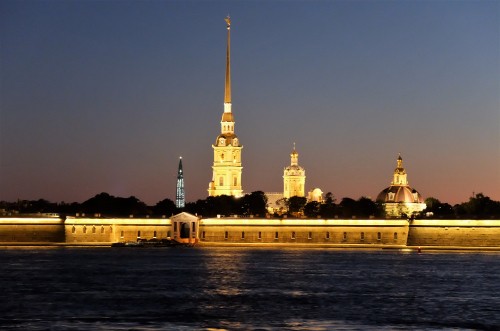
top-left (304, 201), bottom-right (321, 218)
top-left (240, 191), bottom-right (268, 216)
top-left (287, 196), bottom-right (307, 217)
top-left (152, 198), bottom-right (177, 216)
top-left (319, 192), bottom-right (337, 218)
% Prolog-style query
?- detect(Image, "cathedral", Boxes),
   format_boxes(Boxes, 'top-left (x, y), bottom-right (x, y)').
top-left (207, 16), bottom-right (243, 197)
top-left (376, 155), bottom-right (426, 218)
top-left (204, 18), bottom-right (426, 219)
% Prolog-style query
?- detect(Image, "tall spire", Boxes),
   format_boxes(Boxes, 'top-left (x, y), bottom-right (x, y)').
top-left (291, 143), bottom-right (299, 166)
top-left (176, 157), bottom-right (185, 208)
top-left (224, 16), bottom-right (231, 110)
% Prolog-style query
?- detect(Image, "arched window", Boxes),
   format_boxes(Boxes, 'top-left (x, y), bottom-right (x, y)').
top-left (71, 226), bottom-right (76, 234)
top-left (233, 176), bottom-right (237, 186)
top-left (219, 177), bottom-right (224, 186)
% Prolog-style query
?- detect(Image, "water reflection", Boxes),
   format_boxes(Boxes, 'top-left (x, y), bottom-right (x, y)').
top-left (0, 247), bottom-right (498, 330)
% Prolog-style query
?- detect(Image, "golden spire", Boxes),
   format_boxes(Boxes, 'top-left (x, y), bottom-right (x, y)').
top-left (224, 16), bottom-right (231, 105)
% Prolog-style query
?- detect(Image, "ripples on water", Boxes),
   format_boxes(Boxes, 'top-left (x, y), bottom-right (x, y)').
top-left (0, 247), bottom-right (498, 330)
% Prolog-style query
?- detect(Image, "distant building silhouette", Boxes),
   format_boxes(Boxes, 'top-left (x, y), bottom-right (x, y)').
top-left (176, 157), bottom-right (185, 208)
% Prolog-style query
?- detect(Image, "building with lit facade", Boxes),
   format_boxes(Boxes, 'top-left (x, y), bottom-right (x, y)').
top-left (376, 155), bottom-right (426, 218)
top-left (283, 144), bottom-right (306, 199)
top-left (208, 16), bottom-right (243, 197)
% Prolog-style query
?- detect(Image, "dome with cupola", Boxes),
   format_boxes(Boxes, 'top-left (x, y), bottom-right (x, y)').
top-left (377, 155), bottom-right (426, 218)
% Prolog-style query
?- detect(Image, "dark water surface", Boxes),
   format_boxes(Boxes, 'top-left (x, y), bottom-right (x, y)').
top-left (0, 247), bottom-right (499, 330)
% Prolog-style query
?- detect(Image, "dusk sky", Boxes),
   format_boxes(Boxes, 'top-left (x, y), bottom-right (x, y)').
top-left (1, 0), bottom-right (499, 205)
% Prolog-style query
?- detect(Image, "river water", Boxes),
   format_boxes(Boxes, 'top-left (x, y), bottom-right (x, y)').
top-left (0, 247), bottom-right (498, 330)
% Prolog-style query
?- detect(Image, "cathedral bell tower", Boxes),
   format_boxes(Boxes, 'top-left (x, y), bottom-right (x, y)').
top-left (208, 16), bottom-right (243, 197)
top-left (283, 143), bottom-right (306, 198)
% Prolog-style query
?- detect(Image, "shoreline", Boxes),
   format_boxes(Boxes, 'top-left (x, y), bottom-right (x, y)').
top-left (1, 241), bottom-right (499, 252)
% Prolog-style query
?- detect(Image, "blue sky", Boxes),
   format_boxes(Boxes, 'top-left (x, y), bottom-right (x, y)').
top-left (1, 0), bottom-right (499, 205)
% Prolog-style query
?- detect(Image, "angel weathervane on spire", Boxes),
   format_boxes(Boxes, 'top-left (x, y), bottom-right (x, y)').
top-left (225, 16), bottom-right (231, 29)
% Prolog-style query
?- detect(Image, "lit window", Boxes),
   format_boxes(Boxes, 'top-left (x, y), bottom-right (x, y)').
top-left (137, 231), bottom-right (141, 238)
top-left (153, 231), bottom-right (157, 238)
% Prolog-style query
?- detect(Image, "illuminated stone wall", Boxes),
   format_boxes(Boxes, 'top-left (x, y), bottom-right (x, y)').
top-left (408, 220), bottom-right (500, 247)
top-left (198, 218), bottom-right (410, 246)
top-left (0, 218), bottom-right (65, 243)
top-left (64, 217), bottom-right (172, 243)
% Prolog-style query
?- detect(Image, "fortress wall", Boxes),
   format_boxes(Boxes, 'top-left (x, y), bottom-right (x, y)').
top-left (199, 218), bottom-right (409, 246)
top-left (0, 218), bottom-right (65, 243)
top-left (408, 220), bottom-right (500, 247)
top-left (65, 218), bottom-right (172, 243)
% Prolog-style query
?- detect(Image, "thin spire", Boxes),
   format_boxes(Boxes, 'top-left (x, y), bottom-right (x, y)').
top-left (176, 156), bottom-right (185, 208)
top-left (224, 16), bottom-right (231, 105)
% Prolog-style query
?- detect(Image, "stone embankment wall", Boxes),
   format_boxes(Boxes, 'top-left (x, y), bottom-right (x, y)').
top-left (199, 218), bottom-right (410, 246)
top-left (408, 220), bottom-right (500, 247)
top-left (1, 217), bottom-right (499, 248)
top-left (0, 218), bottom-right (65, 243)
top-left (65, 217), bottom-right (172, 243)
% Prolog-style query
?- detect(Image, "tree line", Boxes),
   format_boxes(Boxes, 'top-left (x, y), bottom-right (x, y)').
top-left (1, 191), bottom-right (499, 219)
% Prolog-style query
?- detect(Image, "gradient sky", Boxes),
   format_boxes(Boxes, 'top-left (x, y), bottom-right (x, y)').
top-left (1, 0), bottom-right (499, 205)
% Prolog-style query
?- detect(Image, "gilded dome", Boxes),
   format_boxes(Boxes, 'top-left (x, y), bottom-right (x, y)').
top-left (376, 186), bottom-right (424, 203)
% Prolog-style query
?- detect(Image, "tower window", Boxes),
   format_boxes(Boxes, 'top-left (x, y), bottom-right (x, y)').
top-left (153, 231), bottom-right (157, 238)
top-left (308, 232), bottom-right (312, 240)
top-left (233, 177), bottom-right (237, 186)
top-left (291, 231), bottom-right (296, 239)
top-left (71, 226), bottom-right (76, 234)
top-left (219, 177), bottom-right (224, 186)
top-left (394, 232), bottom-right (398, 240)
top-left (275, 232), bottom-right (279, 240)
